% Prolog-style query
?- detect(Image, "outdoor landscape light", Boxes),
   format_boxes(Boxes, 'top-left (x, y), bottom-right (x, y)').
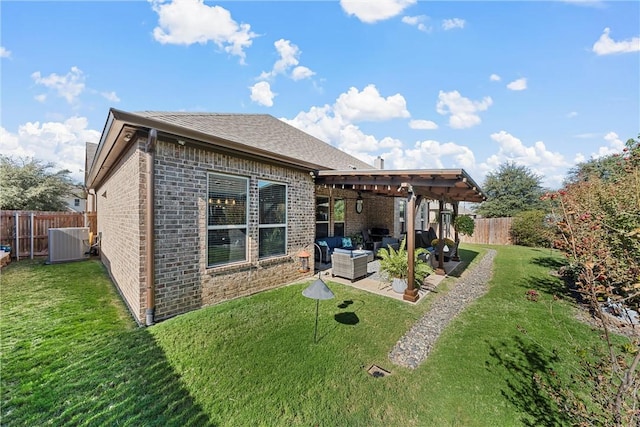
top-left (302, 274), bottom-right (335, 343)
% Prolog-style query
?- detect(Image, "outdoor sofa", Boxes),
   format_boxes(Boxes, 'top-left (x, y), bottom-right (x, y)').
top-left (315, 236), bottom-right (358, 263)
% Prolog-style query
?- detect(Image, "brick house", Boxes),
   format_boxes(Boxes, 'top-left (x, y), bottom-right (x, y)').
top-left (86, 108), bottom-right (484, 325)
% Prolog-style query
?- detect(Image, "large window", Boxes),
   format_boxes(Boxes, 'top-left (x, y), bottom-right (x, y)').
top-left (333, 198), bottom-right (345, 236)
top-left (315, 197), bottom-right (329, 238)
top-left (259, 180), bottom-right (287, 258)
top-left (207, 173), bottom-right (248, 267)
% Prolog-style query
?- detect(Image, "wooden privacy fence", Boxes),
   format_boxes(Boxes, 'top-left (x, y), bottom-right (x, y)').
top-left (0, 210), bottom-right (97, 259)
top-left (459, 217), bottom-right (513, 245)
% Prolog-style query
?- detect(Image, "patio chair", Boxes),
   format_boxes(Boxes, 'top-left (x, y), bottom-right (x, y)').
top-left (361, 228), bottom-right (375, 250)
top-left (331, 252), bottom-right (368, 282)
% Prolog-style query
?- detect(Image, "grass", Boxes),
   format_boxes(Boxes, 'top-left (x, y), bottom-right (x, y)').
top-left (0, 245), bottom-right (617, 426)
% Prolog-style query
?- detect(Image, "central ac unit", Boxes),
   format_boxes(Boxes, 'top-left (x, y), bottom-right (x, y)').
top-left (48, 227), bottom-right (90, 264)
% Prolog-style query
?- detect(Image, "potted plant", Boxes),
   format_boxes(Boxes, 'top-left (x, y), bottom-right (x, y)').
top-left (378, 239), bottom-right (433, 293)
top-left (349, 232), bottom-right (364, 249)
top-left (430, 237), bottom-right (457, 262)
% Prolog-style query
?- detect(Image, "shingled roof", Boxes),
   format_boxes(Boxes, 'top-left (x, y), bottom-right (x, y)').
top-left (133, 111), bottom-right (373, 171)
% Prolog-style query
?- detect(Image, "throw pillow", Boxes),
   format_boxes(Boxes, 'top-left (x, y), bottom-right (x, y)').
top-left (317, 240), bottom-right (328, 247)
top-left (342, 237), bottom-right (352, 247)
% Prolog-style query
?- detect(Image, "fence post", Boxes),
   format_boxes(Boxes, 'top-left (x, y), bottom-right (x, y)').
top-left (30, 212), bottom-right (35, 259)
top-left (14, 211), bottom-right (19, 261)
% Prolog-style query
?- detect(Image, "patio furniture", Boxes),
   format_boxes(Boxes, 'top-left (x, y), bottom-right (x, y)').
top-left (315, 236), bottom-right (357, 263)
top-left (331, 252), bottom-right (368, 282)
top-left (352, 249), bottom-right (374, 262)
top-left (374, 236), bottom-right (401, 257)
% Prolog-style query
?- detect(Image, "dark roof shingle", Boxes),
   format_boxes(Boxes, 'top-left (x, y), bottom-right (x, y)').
top-left (133, 111), bottom-right (374, 171)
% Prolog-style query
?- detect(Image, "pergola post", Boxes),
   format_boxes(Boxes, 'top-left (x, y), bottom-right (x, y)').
top-left (452, 201), bottom-right (460, 262)
top-left (403, 188), bottom-right (419, 302)
top-left (435, 199), bottom-right (446, 275)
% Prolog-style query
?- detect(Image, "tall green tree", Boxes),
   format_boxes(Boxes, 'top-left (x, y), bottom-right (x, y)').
top-left (0, 156), bottom-right (75, 211)
top-left (476, 162), bottom-right (545, 218)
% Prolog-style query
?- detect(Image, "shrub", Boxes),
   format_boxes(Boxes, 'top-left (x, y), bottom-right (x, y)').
top-left (510, 210), bottom-right (553, 247)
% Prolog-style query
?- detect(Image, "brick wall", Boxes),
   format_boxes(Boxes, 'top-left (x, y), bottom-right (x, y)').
top-left (153, 140), bottom-right (315, 320)
top-left (96, 141), bottom-right (145, 323)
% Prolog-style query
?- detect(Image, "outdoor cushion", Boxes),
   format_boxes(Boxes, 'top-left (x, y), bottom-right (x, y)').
top-left (333, 248), bottom-right (353, 256)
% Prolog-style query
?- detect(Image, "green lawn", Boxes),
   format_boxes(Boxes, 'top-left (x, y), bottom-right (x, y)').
top-left (1, 245), bottom-right (614, 426)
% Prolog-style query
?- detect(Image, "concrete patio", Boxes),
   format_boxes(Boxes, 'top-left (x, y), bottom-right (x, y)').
top-left (312, 258), bottom-right (463, 304)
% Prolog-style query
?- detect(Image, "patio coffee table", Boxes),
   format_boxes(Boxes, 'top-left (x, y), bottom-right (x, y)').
top-left (352, 249), bottom-right (374, 262)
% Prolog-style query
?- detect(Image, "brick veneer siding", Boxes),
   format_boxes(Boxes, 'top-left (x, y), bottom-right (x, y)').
top-left (153, 140), bottom-right (316, 320)
top-left (96, 141), bottom-right (146, 323)
top-left (314, 188), bottom-right (398, 241)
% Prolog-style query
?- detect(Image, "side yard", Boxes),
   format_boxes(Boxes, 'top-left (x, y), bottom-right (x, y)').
top-left (0, 245), bottom-right (619, 425)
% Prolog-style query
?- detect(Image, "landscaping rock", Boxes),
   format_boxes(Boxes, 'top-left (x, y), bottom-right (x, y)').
top-left (389, 249), bottom-right (496, 369)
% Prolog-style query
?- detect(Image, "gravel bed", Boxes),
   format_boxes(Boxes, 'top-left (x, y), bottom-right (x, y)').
top-left (388, 249), bottom-right (497, 369)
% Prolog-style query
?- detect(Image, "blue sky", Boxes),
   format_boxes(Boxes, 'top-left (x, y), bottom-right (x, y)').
top-left (1, 0), bottom-right (638, 189)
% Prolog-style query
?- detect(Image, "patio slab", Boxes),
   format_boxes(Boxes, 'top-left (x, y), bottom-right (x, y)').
top-left (315, 259), bottom-right (462, 304)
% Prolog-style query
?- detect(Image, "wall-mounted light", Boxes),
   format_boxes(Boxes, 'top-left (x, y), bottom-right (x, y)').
top-left (123, 132), bottom-right (133, 142)
top-left (355, 192), bottom-right (363, 214)
top-left (177, 140), bottom-right (186, 146)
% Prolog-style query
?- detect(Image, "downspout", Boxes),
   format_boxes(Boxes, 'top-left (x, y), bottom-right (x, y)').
top-left (145, 128), bottom-right (157, 326)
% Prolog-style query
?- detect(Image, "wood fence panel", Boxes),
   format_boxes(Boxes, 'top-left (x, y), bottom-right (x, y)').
top-left (0, 210), bottom-right (90, 258)
top-left (460, 217), bottom-right (513, 245)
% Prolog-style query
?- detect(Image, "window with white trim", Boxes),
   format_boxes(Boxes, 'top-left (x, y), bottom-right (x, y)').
top-left (259, 180), bottom-right (287, 258)
top-left (207, 173), bottom-right (248, 267)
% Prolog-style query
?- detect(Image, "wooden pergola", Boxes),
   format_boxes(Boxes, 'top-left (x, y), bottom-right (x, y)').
top-left (314, 168), bottom-right (485, 302)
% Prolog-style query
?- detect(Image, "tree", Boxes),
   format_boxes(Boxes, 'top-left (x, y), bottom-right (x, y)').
top-left (476, 162), bottom-right (545, 218)
top-left (0, 156), bottom-right (75, 211)
top-left (542, 135), bottom-right (640, 426)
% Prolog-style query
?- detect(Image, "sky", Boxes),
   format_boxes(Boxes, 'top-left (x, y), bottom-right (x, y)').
top-left (1, 0), bottom-right (639, 189)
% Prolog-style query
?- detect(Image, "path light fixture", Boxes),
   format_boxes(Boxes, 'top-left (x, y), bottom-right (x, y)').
top-left (302, 273), bottom-right (335, 343)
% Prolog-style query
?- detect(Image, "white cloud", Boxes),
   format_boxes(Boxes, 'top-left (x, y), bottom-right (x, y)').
top-left (506, 77), bottom-right (527, 91)
top-left (260, 39), bottom-right (315, 81)
top-left (490, 74), bottom-right (501, 82)
top-left (592, 27), bottom-right (640, 55)
top-left (334, 84), bottom-right (410, 122)
top-left (34, 94), bottom-right (47, 103)
top-left (249, 81), bottom-right (276, 107)
top-left (283, 85), bottom-right (411, 160)
top-left (150, 0), bottom-right (256, 63)
top-left (483, 131), bottom-right (570, 188)
top-left (291, 66), bottom-right (315, 81)
top-left (566, 111), bottom-right (578, 118)
top-left (340, 0), bottom-right (416, 23)
top-left (0, 46), bottom-right (11, 58)
top-left (400, 140), bottom-right (476, 170)
top-left (575, 131), bottom-right (626, 161)
top-left (31, 66), bottom-right (86, 104)
top-left (402, 15), bottom-right (430, 32)
top-left (409, 119), bottom-right (438, 130)
top-left (436, 90), bottom-right (492, 129)
top-left (442, 18), bottom-right (465, 30)
top-left (101, 91), bottom-right (120, 102)
top-left (1, 117), bottom-right (101, 183)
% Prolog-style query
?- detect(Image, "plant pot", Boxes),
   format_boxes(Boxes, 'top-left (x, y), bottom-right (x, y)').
top-left (392, 278), bottom-right (407, 294)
